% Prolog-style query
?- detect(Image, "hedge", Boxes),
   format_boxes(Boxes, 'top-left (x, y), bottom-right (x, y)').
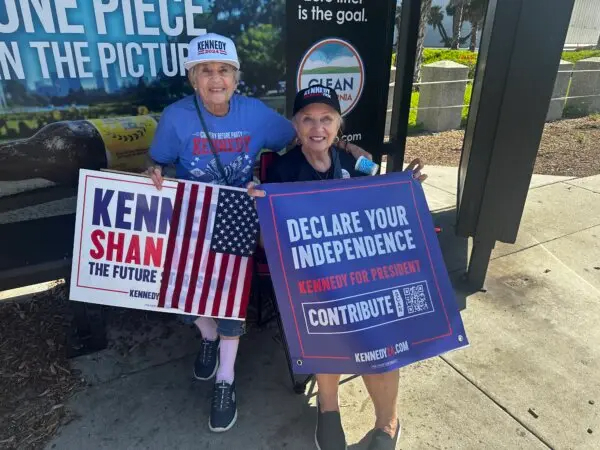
top-left (560, 49), bottom-right (600, 63)
top-left (393, 48), bottom-right (600, 80)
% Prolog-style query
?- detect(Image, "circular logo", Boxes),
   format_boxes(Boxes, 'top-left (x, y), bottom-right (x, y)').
top-left (296, 38), bottom-right (365, 116)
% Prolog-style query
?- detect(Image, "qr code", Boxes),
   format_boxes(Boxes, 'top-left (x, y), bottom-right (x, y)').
top-left (403, 284), bottom-right (429, 314)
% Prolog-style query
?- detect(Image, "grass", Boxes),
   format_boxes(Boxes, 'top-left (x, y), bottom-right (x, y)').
top-left (393, 46), bottom-right (600, 133)
top-left (391, 49), bottom-right (479, 77)
top-left (0, 120), bottom-right (38, 136)
top-left (560, 49), bottom-right (600, 63)
top-left (393, 48), bottom-right (600, 78)
top-left (421, 49), bottom-right (479, 78)
top-left (0, 102), bottom-right (152, 138)
top-left (407, 90), bottom-right (422, 134)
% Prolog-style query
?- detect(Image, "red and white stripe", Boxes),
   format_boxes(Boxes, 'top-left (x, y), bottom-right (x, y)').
top-left (158, 182), bottom-right (253, 319)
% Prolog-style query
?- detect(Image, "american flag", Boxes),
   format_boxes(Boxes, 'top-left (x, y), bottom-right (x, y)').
top-left (157, 181), bottom-right (259, 319)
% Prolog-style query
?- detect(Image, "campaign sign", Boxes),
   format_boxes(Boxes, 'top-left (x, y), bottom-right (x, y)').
top-left (286, 0), bottom-right (396, 157)
top-left (69, 169), bottom-right (181, 314)
top-left (256, 171), bottom-right (469, 375)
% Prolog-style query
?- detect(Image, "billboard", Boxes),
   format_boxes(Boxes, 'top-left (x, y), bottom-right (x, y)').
top-left (0, 0), bottom-right (397, 286)
top-left (285, 0), bottom-right (396, 154)
top-left (0, 0), bottom-right (288, 280)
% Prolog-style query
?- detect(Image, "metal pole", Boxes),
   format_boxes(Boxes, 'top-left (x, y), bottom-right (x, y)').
top-left (455, 0), bottom-right (576, 289)
top-left (385, 0), bottom-right (422, 172)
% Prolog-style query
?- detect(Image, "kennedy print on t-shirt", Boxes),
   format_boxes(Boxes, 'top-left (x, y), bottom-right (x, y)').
top-left (149, 94), bottom-right (295, 187)
top-left (189, 130), bottom-right (254, 186)
top-left (192, 131), bottom-right (251, 156)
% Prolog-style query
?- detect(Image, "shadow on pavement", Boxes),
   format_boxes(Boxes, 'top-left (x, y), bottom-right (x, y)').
top-left (431, 207), bottom-right (482, 311)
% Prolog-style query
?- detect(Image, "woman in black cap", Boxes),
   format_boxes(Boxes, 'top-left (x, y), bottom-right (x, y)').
top-left (248, 85), bottom-right (426, 450)
top-left (147, 32), bottom-right (372, 434)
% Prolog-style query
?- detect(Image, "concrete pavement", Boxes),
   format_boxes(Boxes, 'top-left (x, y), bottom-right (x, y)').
top-left (47, 167), bottom-right (600, 450)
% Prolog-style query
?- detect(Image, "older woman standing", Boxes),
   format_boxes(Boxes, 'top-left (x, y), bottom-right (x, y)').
top-left (146, 34), bottom-right (369, 434)
top-left (250, 85), bottom-right (426, 450)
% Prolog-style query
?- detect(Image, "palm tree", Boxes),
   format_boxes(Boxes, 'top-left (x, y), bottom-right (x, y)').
top-left (413, 0), bottom-right (434, 83)
top-left (464, 0), bottom-right (487, 51)
top-left (447, 0), bottom-right (468, 50)
top-left (394, 5), bottom-right (403, 51)
top-left (428, 5), bottom-right (451, 47)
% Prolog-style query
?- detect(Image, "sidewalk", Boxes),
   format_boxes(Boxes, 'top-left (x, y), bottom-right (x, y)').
top-left (47, 167), bottom-right (600, 450)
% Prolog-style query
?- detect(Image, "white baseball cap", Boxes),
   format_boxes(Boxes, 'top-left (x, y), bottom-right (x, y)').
top-left (184, 33), bottom-right (240, 70)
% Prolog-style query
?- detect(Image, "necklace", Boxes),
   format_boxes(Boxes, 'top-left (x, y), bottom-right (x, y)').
top-left (313, 165), bottom-right (332, 180)
top-left (306, 148), bottom-right (333, 180)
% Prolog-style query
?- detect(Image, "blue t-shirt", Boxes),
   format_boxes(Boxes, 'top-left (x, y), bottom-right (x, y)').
top-left (149, 94), bottom-right (295, 187)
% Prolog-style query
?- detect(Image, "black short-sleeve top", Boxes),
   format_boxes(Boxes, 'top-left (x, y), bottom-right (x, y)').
top-left (265, 145), bottom-right (367, 183)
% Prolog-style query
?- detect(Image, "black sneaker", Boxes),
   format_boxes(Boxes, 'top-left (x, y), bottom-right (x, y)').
top-left (193, 338), bottom-right (220, 380)
top-left (209, 380), bottom-right (238, 432)
top-left (315, 404), bottom-right (347, 450)
top-left (367, 421), bottom-right (401, 450)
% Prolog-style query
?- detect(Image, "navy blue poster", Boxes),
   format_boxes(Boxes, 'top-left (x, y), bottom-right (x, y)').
top-left (256, 171), bottom-right (469, 375)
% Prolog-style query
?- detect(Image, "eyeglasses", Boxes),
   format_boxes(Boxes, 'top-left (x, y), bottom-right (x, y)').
top-left (197, 66), bottom-right (237, 79)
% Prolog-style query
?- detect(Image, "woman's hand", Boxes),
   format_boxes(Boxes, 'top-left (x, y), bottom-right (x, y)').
top-left (147, 166), bottom-right (164, 190)
top-left (247, 182), bottom-right (266, 199)
top-left (405, 158), bottom-right (428, 183)
top-left (343, 141), bottom-right (373, 161)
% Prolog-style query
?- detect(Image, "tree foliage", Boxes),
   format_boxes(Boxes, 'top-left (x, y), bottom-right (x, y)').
top-left (428, 0), bottom-right (488, 50)
top-left (414, 0), bottom-right (433, 83)
top-left (237, 24), bottom-right (285, 90)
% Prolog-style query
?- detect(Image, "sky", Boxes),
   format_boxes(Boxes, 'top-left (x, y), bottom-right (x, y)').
top-left (303, 42), bottom-right (356, 70)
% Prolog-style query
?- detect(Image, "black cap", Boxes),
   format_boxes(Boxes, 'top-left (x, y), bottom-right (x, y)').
top-left (293, 85), bottom-right (341, 116)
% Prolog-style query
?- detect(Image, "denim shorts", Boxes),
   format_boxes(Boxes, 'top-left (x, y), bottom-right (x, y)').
top-left (180, 315), bottom-right (246, 338)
